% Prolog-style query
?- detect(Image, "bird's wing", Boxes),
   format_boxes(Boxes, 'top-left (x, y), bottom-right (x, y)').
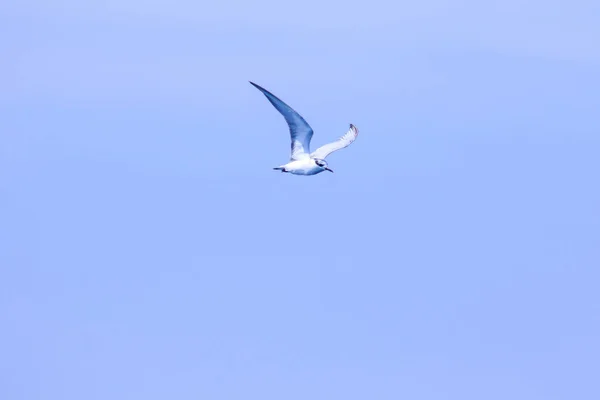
top-left (250, 82), bottom-right (313, 160)
top-left (310, 124), bottom-right (359, 159)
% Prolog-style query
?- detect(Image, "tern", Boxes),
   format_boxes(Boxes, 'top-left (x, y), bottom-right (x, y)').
top-left (250, 81), bottom-right (358, 175)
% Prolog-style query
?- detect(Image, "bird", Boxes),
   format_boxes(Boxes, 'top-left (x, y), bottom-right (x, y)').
top-left (250, 81), bottom-right (358, 175)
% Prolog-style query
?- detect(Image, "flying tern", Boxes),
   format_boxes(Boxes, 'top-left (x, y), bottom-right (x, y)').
top-left (250, 81), bottom-right (358, 176)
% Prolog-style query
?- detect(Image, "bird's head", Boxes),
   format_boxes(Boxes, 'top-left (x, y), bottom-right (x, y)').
top-left (314, 158), bottom-right (333, 173)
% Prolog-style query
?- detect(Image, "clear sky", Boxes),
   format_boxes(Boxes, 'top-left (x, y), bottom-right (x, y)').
top-left (1, 1), bottom-right (599, 399)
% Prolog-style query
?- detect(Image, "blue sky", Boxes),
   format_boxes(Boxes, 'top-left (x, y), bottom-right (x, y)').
top-left (1, 1), bottom-right (599, 399)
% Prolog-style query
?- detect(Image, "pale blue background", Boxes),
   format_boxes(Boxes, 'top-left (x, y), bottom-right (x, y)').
top-left (1, 1), bottom-right (599, 399)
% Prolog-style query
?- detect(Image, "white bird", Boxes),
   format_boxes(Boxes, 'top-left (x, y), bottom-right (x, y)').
top-left (250, 81), bottom-right (358, 175)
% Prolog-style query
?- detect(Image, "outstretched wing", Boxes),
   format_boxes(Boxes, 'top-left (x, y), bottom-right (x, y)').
top-left (250, 81), bottom-right (313, 160)
top-left (310, 124), bottom-right (359, 159)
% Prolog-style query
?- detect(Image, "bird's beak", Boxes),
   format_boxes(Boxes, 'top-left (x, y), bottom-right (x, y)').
top-left (325, 167), bottom-right (334, 173)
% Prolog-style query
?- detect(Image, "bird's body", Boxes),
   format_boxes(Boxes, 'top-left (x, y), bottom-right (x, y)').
top-left (250, 81), bottom-right (358, 175)
top-left (274, 158), bottom-right (327, 176)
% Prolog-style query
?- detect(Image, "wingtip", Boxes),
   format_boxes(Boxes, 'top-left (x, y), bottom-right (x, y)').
top-left (249, 81), bottom-right (268, 93)
top-left (350, 123), bottom-right (359, 135)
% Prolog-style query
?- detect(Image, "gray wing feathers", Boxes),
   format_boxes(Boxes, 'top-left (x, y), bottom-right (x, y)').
top-left (250, 82), bottom-right (313, 160)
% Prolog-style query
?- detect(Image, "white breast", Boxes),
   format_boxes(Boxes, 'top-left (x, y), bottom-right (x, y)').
top-left (283, 159), bottom-right (322, 175)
